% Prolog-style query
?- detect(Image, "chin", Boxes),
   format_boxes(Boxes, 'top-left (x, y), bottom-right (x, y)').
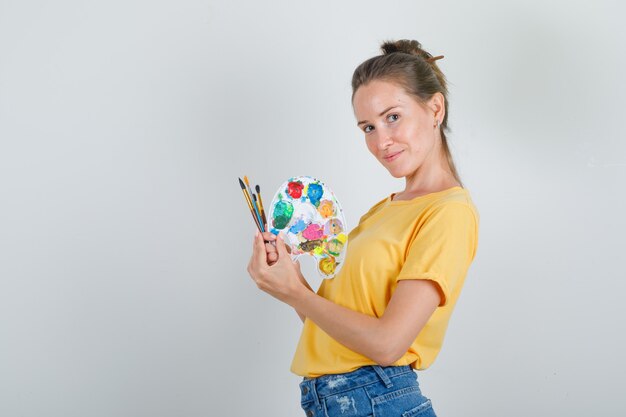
top-left (386, 167), bottom-right (410, 178)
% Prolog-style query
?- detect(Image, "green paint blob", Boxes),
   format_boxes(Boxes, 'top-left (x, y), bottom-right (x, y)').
top-left (272, 200), bottom-right (294, 229)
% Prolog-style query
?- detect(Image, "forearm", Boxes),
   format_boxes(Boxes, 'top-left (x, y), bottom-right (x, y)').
top-left (295, 309), bottom-right (306, 323)
top-left (288, 288), bottom-right (391, 364)
top-left (294, 267), bottom-right (314, 323)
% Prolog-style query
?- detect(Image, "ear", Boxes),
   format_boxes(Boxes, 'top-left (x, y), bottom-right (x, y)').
top-left (428, 92), bottom-right (446, 124)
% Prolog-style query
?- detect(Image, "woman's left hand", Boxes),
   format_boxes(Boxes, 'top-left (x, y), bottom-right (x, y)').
top-left (247, 231), bottom-right (306, 305)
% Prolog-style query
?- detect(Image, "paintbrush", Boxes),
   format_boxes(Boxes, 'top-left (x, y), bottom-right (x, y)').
top-left (255, 184), bottom-right (268, 231)
top-left (244, 175), bottom-right (265, 232)
top-left (252, 194), bottom-right (264, 232)
top-left (238, 177), bottom-right (263, 233)
top-left (243, 176), bottom-right (255, 204)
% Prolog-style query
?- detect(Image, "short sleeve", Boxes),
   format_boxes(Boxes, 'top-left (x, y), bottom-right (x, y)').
top-left (396, 202), bottom-right (479, 307)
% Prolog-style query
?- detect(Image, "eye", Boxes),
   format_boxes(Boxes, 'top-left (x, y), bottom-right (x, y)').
top-left (363, 125), bottom-right (374, 133)
top-left (387, 113), bottom-right (399, 122)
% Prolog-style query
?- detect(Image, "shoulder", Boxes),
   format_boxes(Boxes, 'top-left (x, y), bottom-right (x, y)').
top-left (427, 188), bottom-right (479, 223)
top-left (412, 189), bottom-right (479, 243)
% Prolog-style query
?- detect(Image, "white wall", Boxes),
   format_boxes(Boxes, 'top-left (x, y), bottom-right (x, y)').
top-left (1, 1), bottom-right (624, 416)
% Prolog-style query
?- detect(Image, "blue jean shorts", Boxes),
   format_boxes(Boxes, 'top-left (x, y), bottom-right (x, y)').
top-left (299, 365), bottom-right (436, 417)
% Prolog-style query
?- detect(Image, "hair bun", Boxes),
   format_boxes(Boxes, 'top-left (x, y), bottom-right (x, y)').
top-left (381, 39), bottom-right (443, 63)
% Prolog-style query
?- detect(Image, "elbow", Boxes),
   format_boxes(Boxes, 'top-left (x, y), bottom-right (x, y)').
top-left (370, 324), bottom-right (411, 367)
top-left (375, 357), bottom-right (395, 367)
top-left (372, 344), bottom-right (406, 367)
top-left (375, 352), bottom-right (403, 367)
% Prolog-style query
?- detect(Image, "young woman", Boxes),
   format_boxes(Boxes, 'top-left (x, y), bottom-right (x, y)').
top-left (247, 39), bottom-right (479, 417)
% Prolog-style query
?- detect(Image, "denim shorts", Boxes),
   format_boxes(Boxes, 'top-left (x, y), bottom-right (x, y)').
top-left (299, 365), bottom-right (436, 417)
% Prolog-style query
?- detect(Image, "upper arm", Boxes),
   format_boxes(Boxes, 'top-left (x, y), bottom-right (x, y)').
top-left (397, 202), bottom-right (478, 307)
top-left (378, 279), bottom-right (441, 365)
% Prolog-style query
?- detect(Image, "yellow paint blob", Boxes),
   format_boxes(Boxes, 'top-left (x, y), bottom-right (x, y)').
top-left (319, 256), bottom-right (337, 276)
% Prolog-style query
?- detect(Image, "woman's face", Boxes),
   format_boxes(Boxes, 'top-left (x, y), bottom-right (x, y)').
top-left (352, 80), bottom-right (443, 179)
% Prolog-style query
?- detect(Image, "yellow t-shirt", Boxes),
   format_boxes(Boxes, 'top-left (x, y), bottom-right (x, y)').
top-left (290, 186), bottom-right (479, 378)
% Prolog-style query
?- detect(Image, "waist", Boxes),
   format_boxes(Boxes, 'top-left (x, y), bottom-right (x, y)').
top-left (300, 365), bottom-right (412, 399)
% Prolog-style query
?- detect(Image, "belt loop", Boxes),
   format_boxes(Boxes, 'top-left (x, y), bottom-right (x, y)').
top-left (372, 365), bottom-right (393, 388)
top-left (311, 378), bottom-right (321, 409)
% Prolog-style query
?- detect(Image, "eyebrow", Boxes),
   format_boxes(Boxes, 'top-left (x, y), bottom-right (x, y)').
top-left (357, 106), bottom-right (399, 126)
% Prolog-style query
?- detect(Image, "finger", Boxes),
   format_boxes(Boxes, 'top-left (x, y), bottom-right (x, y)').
top-left (263, 234), bottom-right (278, 264)
top-left (262, 231), bottom-right (277, 243)
top-left (252, 230), bottom-right (267, 266)
top-left (267, 252), bottom-right (278, 263)
top-left (265, 241), bottom-right (277, 254)
top-left (275, 232), bottom-right (291, 258)
top-left (265, 246), bottom-right (278, 263)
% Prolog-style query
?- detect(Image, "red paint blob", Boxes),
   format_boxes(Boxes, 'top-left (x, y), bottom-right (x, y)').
top-left (287, 181), bottom-right (304, 199)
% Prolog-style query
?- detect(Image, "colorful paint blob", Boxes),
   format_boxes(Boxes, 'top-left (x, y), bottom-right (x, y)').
top-left (317, 200), bottom-right (335, 218)
top-left (325, 238), bottom-right (345, 256)
top-left (267, 176), bottom-right (348, 278)
top-left (324, 218), bottom-right (343, 235)
top-left (271, 199), bottom-right (294, 229)
top-left (307, 183), bottom-right (324, 207)
top-left (288, 218), bottom-right (308, 234)
top-left (319, 256), bottom-right (337, 276)
top-left (302, 223), bottom-right (324, 240)
top-left (287, 181), bottom-right (304, 199)
top-left (300, 239), bottom-right (323, 252)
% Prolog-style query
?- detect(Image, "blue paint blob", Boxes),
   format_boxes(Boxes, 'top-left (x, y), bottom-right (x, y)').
top-left (307, 183), bottom-right (324, 207)
top-left (289, 219), bottom-right (307, 234)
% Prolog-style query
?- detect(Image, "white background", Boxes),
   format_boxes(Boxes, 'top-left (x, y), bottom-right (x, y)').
top-left (1, 1), bottom-right (624, 416)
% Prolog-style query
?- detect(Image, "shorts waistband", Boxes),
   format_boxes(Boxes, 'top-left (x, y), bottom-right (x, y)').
top-left (299, 365), bottom-right (413, 403)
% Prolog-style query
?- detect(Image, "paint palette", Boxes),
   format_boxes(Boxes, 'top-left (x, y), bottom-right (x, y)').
top-left (268, 176), bottom-right (348, 278)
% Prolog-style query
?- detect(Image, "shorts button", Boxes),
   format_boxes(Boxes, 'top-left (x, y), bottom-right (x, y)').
top-left (302, 386), bottom-right (309, 394)
top-left (306, 410), bottom-right (314, 417)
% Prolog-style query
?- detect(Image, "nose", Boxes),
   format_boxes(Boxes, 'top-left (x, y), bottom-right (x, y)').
top-left (375, 129), bottom-right (393, 150)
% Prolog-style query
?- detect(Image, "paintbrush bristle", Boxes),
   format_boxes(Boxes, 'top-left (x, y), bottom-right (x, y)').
top-left (238, 177), bottom-right (246, 189)
top-left (255, 184), bottom-right (260, 193)
top-left (244, 176), bottom-right (251, 187)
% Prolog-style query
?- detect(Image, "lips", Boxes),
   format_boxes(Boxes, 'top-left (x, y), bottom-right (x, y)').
top-left (383, 150), bottom-right (403, 162)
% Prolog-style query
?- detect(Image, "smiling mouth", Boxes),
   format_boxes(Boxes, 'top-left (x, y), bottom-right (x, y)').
top-left (383, 151), bottom-right (403, 161)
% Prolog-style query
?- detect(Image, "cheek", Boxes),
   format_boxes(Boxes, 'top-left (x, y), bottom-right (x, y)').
top-left (365, 138), bottom-right (377, 154)
top-left (396, 121), bottom-right (416, 139)
top-left (405, 125), bottom-right (430, 147)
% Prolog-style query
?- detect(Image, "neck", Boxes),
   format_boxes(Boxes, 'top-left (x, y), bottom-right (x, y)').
top-left (407, 140), bottom-right (458, 186)
top-left (396, 150), bottom-right (459, 200)
top-left (403, 170), bottom-right (459, 195)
